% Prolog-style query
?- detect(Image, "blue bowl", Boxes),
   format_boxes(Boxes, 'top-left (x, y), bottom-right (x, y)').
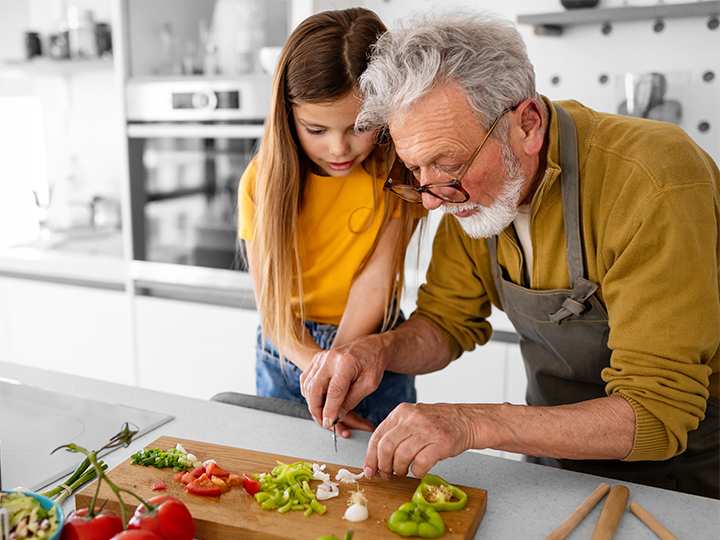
top-left (1, 490), bottom-right (65, 540)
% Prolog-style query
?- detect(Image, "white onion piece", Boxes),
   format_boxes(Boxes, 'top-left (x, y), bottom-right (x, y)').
top-left (344, 503), bottom-right (369, 522)
top-left (335, 468), bottom-right (364, 483)
top-left (316, 482), bottom-right (340, 501)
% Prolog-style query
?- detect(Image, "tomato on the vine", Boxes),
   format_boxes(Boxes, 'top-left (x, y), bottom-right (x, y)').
top-left (62, 508), bottom-right (124, 540)
top-left (128, 495), bottom-right (195, 540)
top-left (111, 531), bottom-right (162, 540)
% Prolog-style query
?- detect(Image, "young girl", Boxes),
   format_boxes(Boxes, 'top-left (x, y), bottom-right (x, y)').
top-left (237, 8), bottom-right (423, 433)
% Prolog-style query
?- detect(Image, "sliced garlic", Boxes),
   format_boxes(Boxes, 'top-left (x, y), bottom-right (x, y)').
top-left (335, 468), bottom-right (364, 483)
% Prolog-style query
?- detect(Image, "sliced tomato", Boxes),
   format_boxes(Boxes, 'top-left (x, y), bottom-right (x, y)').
top-left (180, 472), bottom-right (195, 485)
top-left (173, 471), bottom-right (185, 483)
top-left (205, 462), bottom-right (230, 478)
top-left (210, 476), bottom-right (229, 493)
top-left (190, 466), bottom-right (205, 478)
top-left (243, 474), bottom-right (260, 496)
top-left (226, 474), bottom-right (244, 488)
top-left (195, 473), bottom-right (212, 484)
top-left (186, 479), bottom-right (221, 497)
top-left (152, 481), bottom-right (166, 491)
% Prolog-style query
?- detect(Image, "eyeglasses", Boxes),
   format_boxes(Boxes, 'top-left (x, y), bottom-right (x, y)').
top-left (384, 108), bottom-right (510, 204)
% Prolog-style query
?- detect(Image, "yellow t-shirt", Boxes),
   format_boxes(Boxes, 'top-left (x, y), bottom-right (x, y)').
top-left (238, 159), bottom-right (396, 325)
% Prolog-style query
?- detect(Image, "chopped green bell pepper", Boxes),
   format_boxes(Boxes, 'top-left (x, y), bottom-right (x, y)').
top-left (411, 474), bottom-right (467, 512)
top-left (387, 502), bottom-right (445, 538)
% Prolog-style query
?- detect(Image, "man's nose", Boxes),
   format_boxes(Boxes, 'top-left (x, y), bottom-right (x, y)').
top-left (422, 192), bottom-right (443, 211)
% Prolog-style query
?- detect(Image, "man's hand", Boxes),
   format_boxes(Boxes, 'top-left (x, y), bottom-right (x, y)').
top-left (363, 402), bottom-right (475, 479)
top-left (300, 333), bottom-right (390, 429)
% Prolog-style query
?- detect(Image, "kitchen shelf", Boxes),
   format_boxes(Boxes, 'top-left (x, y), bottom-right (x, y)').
top-left (0, 58), bottom-right (114, 77)
top-left (517, 0), bottom-right (720, 35)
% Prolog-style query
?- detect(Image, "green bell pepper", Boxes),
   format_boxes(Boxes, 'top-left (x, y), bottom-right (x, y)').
top-left (387, 502), bottom-right (445, 538)
top-left (411, 474), bottom-right (467, 512)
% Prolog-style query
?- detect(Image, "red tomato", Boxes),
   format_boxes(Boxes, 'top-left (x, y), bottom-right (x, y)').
top-left (180, 472), bottom-right (195, 485)
top-left (243, 474), bottom-right (260, 496)
top-left (189, 466), bottom-right (205, 478)
top-left (205, 462), bottom-right (230, 478)
top-left (111, 531), bottom-right (162, 540)
top-left (226, 474), bottom-right (244, 488)
top-left (185, 479), bottom-right (221, 497)
top-left (173, 471), bottom-right (185, 482)
top-left (63, 508), bottom-right (124, 540)
top-left (128, 495), bottom-right (195, 540)
top-left (152, 481), bottom-right (166, 491)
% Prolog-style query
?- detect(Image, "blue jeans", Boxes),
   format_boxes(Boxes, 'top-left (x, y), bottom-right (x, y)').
top-left (255, 314), bottom-right (416, 427)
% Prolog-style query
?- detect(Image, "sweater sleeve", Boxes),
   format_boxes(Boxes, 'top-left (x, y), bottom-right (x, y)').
top-left (410, 214), bottom-right (493, 360)
top-left (601, 174), bottom-right (718, 461)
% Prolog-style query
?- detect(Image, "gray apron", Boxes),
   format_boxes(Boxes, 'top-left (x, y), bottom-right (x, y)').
top-left (487, 104), bottom-right (719, 499)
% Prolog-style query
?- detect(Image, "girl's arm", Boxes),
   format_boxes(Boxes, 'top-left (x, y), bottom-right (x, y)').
top-left (246, 240), bottom-right (322, 371)
top-left (332, 218), bottom-right (403, 349)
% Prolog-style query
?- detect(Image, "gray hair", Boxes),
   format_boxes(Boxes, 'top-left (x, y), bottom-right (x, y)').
top-left (357, 10), bottom-right (541, 139)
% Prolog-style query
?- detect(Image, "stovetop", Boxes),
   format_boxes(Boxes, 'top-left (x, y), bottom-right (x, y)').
top-left (0, 381), bottom-right (173, 491)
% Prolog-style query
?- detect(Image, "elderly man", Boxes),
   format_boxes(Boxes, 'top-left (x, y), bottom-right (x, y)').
top-left (300, 11), bottom-right (719, 498)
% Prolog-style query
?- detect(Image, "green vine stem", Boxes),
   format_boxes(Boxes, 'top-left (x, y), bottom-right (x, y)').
top-left (51, 422), bottom-right (158, 528)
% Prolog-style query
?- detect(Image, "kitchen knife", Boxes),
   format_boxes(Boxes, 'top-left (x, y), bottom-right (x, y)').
top-left (332, 421), bottom-right (338, 453)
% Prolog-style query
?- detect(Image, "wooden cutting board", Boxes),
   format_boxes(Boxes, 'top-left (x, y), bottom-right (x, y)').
top-left (76, 436), bottom-right (487, 540)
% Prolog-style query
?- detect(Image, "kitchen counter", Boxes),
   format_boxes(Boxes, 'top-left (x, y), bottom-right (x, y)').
top-left (2, 361), bottom-right (718, 539)
top-left (0, 232), bottom-right (126, 289)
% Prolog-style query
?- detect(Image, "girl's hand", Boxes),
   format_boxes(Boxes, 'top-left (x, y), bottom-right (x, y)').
top-left (334, 410), bottom-right (376, 438)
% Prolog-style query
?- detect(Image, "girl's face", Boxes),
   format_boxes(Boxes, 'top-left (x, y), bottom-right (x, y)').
top-left (293, 92), bottom-right (375, 177)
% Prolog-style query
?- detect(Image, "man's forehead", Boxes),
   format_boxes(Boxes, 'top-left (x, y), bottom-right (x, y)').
top-left (388, 83), bottom-right (481, 164)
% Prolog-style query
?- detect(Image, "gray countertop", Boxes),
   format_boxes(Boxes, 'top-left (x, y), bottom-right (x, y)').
top-left (1, 361), bottom-right (717, 539)
top-left (0, 235), bottom-right (126, 288)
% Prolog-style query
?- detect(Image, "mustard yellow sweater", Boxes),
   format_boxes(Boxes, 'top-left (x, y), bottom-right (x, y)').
top-left (411, 98), bottom-right (720, 462)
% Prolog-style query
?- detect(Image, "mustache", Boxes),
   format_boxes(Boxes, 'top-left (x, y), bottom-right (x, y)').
top-left (438, 201), bottom-right (482, 214)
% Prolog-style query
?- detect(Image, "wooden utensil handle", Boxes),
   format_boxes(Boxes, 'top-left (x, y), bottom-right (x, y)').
top-left (590, 484), bottom-right (630, 540)
top-left (630, 502), bottom-right (680, 540)
top-left (544, 482), bottom-right (610, 540)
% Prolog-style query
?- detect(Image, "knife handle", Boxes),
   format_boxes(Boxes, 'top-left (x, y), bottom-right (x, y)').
top-left (590, 485), bottom-right (630, 540)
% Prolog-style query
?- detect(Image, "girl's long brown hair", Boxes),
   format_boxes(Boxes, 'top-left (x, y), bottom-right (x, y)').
top-left (251, 8), bottom-right (422, 359)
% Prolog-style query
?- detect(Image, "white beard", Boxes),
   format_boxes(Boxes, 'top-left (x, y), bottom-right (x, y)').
top-left (440, 145), bottom-right (527, 239)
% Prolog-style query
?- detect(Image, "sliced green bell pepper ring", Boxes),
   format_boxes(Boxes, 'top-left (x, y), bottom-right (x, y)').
top-left (387, 502), bottom-right (445, 538)
top-left (411, 474), bottom-right (467, 512)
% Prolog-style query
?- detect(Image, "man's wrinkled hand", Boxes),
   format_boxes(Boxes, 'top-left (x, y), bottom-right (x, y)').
top-left (363, 402), bottom-right (474, 480)
top-left (300, 335), bottom-right (388, 430)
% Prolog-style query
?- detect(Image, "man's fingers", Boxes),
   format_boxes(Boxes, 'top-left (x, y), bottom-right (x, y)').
top-left (322, 375), bottom-right (353, 427)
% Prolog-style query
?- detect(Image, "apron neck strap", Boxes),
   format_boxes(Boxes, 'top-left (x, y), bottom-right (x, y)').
top-left (554, 104), bottom-right (585, 287)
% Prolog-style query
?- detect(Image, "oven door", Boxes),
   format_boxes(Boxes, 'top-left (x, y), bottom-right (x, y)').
top-left (126, 122), bottom-right (261, 307)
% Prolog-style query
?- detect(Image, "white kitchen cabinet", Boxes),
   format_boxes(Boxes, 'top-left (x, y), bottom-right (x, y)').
top-left (134, 295), bottom-right (259, 400)
top-left (0, 276), bottom-right (133, 384)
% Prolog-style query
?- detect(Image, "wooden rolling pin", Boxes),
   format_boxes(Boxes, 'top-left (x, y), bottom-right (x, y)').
top-left (630, 502), bottom-right (680, 540)
top-left (544, 482), bottom-right (610, 540)
top-left (590, 484), bottom-right (630, 540)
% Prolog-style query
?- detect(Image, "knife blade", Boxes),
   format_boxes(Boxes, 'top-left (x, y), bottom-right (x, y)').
top-left (332, 421), bottom-right (338, 452)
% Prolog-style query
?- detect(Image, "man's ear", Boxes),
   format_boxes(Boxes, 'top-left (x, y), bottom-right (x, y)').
top-left (513, 99), bottom-right (545, 157)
